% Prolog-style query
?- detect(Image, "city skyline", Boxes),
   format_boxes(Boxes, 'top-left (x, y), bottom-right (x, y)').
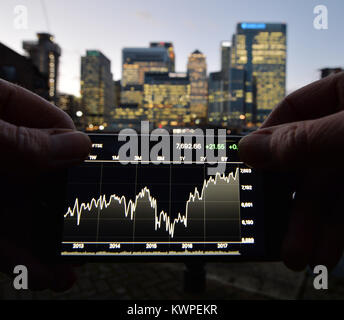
top-left (75, 20), bottom-right (287, 131)
top-left (1, 0), bottom-right (343, 97)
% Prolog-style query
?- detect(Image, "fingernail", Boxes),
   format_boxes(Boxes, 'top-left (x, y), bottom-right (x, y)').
top-left (50, 131), bottom-right (92, 163)
top-left (238, 131), bottom-right (272, 168)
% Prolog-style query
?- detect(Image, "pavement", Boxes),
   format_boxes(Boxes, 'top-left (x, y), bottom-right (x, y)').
top-left (1, 260), bottom-right (344, 300)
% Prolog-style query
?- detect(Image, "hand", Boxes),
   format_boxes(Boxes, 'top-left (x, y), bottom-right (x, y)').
top-left (239, 72), bottom-right (344, 271)
top-left (0, 79), bottom-right (91, 291)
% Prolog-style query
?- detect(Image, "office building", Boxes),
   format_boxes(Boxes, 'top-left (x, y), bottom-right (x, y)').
top-left (121, 47), bottom-right (169, 107)
top-left (208, 71), bottom-right (224, 125)
top-left (122, 47), bottom-right (169, 86)
top-left (150, 42), bottom-right (175, 72)
top-left (231, 23), bottom-right (286, 125)
top-left (0, 42), bottom-right (49, 99)
top-left (221, 41), bottom-right (231, 76)
top-left (56, 93), bottom-right (84, 129)
top-left (187, 50), bottom-right (208, 120)
top-left (229, 65), bottom-right (246, 127)
top-left (113, 80), bottom-right (121, 107)
top-left (220, 41), bottom-right (232, 120)
top-left (23, 33), bottom-right (61, 103)
top-left (81, 50), bottom-right (114, 129)
top-left (120, 85), bottom-right (143, 106)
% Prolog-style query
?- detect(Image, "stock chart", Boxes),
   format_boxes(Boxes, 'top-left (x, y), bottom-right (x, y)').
top-left (61, 133), bottom-right (264, 257)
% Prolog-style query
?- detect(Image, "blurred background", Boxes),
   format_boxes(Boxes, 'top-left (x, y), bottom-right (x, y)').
top-left (0, 0), bottom-right (344, 299)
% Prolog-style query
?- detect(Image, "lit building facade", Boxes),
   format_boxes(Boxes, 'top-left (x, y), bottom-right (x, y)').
top-left (23, 33), bottom-right (61, 103)
top-left (113, 80), bottom-right (121, 107)
top-left (187, 50), bottom-right (208, 120)
top-left (81, 50), bottom-right (114, 129)
top-left (120, 85), bottom-right (143, 106)
top-left (121, 47), bottom-right (169, 108)
top-left (57, 93), bottom-right (84, 128)
top-left (122, 47), bottom-right (169, 86)
top-left (143, 72), bottom-right (191, 127)
top-left (150, 42), bottom-right (175, 72)
top-left (231, 23), bottom-right (286, 125)
top-left (208, 71), bottom-right (224, 125)
top-left (229, 65), bottom-right (245, 127)
top-left (111, 47), bottom-right (170, 127)
top-left (221, 41), bottom-right (231, 117)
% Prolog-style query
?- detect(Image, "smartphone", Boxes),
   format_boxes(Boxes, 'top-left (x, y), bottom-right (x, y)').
top-left (52, 133), bottom-right (293, 262)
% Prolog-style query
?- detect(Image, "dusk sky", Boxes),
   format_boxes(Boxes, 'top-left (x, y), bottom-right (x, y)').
top-left (1, 0), bottom-right (343, 97)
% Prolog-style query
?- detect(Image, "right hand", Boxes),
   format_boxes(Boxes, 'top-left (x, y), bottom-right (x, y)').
top-left (239, 72), bottom-right (344, 271)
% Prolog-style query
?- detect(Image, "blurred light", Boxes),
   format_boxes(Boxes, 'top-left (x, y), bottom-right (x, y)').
top-left (76, 111), bottom-right (83, 117)
top-left (99, 125), bottom-right (104, 130)
top-left (239, 114), bottom-right (246, 120)
top-left (241, 23), bottom-right (266, 29)
top-left (222, 41), bottom-right (231, 47)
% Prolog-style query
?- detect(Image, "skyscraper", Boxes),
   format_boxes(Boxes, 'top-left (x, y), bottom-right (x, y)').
top-left (221, 41), bottom-right (232, 76)
top-left (208, 71), bottom-right (224, 125)
top-left (220, 41), bottom-right (232, 119)
top-left (121, 47), bottom-right (170, 107)
top-left (23, 33), bottom-right (61, 103)
top-left (150, 42), bottom-right (175, 72)
top-left (187, 50), bottom-right (208, 120)
top-left (113, 80), bottom-right (121, 107)
top-left (230, 23), bottom-right (286, 125)
top-left (122, 47), bottom-right (170, 86)
top-left (229, 65), bottom-right (245, 127)
top-left (81, 50), bottom-right (114, 129)
top-left (0, 42), bottom-right (49, 100)
top-left (57, 93), bottom-right (80, 123)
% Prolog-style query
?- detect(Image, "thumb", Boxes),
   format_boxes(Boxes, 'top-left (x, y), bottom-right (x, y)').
top-left (238, 110), bottom-right (344, 170)
top-left (0, 119), bottom-right (91, 171)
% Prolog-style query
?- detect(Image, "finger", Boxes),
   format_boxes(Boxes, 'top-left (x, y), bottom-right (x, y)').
top-left (261, 71), bottom-right (344, 128)
top-left (238, 110), bottom-right (344, 170)
top-left (0, 119), bottom-right (91, 170)
top-left (309, 197), bottom-right (344, 270)
top-left (0, 79), bottom-right (75, 129)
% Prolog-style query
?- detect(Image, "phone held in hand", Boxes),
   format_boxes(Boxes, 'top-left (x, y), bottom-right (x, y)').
top-left (35, 133), bottom-right (294, 262)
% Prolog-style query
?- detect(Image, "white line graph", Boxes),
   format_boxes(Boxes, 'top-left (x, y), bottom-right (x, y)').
top-left (64, 168), bottom-right (240, 238)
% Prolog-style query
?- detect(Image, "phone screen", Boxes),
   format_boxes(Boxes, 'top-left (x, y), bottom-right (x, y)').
top-left (61, 133), bottom-right (266, 259)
